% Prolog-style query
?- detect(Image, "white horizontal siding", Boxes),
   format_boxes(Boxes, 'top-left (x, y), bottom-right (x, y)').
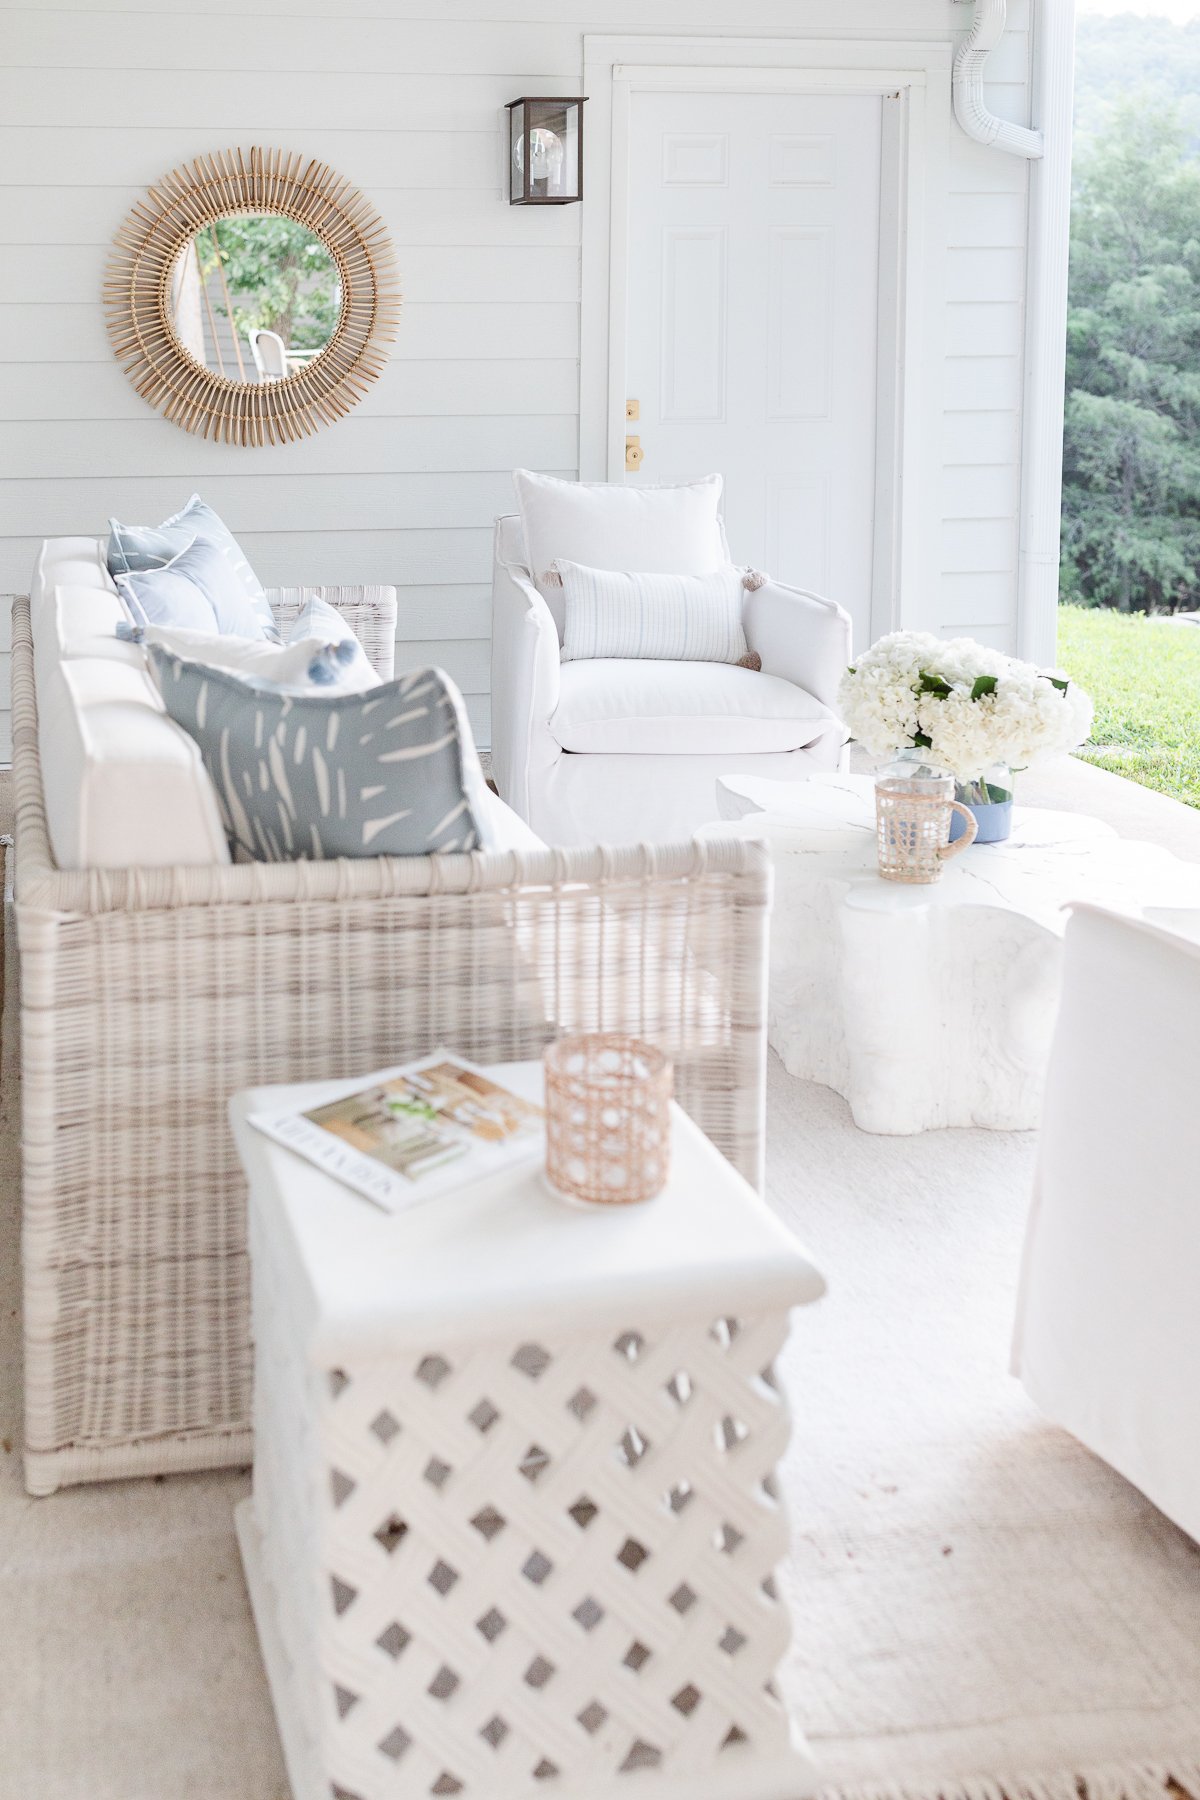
top-left (0, 185), bottom-right (583, 246)
top-left (0, 418), bottom-right (577, 480)
top-left (0, 0), bottom-right (1038, 772)
top-left (944, 356), bottom-right (1023, 413)
top-left (0, 245), bottom-right (581, 306)
top-left (0, 530), bottom-right (497, 593)
top-left (944, 303), bottom-right (1023, 359)
top-left (938, 13), bottom-right (1031, 646)
top-left (0, 472), bottom-right (559, 538)
top-left (0, 360), bottom-right (580, 421)
top-left (0, 302), bottom-right (581, 363)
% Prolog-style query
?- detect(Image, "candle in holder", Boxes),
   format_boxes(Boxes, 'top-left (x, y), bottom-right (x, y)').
top-left (543, 1033), bottom-right (672, 1206)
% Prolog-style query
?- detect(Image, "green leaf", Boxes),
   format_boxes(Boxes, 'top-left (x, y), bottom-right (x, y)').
top-left (918, 670), bottom-right (953, 698)
top-left (912, 730), bottom-right (933, 749)
top-left (846, 665), bottom-right (856, 675)
top-left (1048, 675), bottom-right (1070, 693)
top-left (970, 674), bottom-right (999, 701)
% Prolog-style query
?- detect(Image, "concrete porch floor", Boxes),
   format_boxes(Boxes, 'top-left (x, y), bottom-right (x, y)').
top-left (1014, 753), bottom-right (1200, 861)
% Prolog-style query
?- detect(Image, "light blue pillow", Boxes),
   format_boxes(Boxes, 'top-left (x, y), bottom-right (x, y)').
top-left (108, 494), bottom-right (279, 642)
top-left (148, 648), bottom-right (490, 862)
top-left (116, 536), bottom-right (276, 638)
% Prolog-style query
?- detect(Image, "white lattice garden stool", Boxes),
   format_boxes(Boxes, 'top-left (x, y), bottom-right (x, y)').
top-left (229, 1061), bottom-right (825, 1800)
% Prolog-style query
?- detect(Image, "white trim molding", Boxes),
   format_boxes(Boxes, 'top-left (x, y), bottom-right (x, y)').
top-left (581, 34), bottom-right (950, 648)
top-left (953, 0), bottom-right (1044, 159)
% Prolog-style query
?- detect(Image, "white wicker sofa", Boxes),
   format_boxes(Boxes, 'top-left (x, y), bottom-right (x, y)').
top-left (13, 542), bottom-right (773, 1496)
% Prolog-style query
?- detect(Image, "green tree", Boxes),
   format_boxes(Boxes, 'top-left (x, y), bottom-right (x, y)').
top-left (195, 215), bottom-right (341, 350)
top-left (1062, 100), bottom-right (1200, 613)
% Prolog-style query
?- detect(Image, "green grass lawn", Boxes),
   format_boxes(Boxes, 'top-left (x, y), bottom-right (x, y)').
top-left (1058, 605), bottom-right (1200, 810)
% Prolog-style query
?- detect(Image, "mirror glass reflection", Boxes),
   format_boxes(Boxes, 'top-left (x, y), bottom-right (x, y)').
top-left (169, 213), bottom-right (342, 381)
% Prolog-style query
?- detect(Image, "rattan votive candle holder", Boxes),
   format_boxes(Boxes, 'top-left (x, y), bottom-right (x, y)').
top-left (543, 1033), bottom-right (673, 1207)
top-left (875, 778), bottom-right (979, 883)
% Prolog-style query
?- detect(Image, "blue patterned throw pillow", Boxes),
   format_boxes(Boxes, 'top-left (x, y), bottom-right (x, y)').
top-left (148, 648), bottom-right (489, 861)
top-left (108, 494), bottom-right (279, 641)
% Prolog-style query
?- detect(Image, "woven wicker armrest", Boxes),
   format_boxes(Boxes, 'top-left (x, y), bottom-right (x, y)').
top-left (264, 584), bottom-right (397, 680)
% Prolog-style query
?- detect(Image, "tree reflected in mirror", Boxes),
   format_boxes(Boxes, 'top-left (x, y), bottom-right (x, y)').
top-left (170, 213), bottom-right (342, 382)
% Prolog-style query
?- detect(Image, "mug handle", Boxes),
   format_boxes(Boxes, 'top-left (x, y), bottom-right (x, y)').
top-left (938, 802), bottom-right (979, 860)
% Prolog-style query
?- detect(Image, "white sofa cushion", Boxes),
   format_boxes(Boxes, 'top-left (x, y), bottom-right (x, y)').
top-left (37, 657), bottom-right (231, 869)
top-left (33, 583), bottom-right (144, 696)
top-left (30, 536), bottom-right (111, 611)
top-left (549, 659), bottom-right (836, 756)
top-left (558, 560), bottom-right (749, 664)
top-left (512, 470), bottom-right (727, 630)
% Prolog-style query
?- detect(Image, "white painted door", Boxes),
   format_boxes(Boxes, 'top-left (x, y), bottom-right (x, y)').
top-left (624, 90), bottom-right (884, 645)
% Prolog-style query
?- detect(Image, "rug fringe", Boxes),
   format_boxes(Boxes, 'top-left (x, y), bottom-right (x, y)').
top-left (817, 1754), bottom-right (1200, 1800)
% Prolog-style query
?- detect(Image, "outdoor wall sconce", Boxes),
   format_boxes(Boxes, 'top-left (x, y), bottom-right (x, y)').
top-left (506, 97), bottom-right (586, 204)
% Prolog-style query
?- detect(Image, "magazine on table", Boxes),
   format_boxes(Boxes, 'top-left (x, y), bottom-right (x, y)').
top-left (248, 1051), bottom-right (545, 1214)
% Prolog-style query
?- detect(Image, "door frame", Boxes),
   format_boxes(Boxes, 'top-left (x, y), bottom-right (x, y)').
top-left (580, 35), bottom-right (951, 645)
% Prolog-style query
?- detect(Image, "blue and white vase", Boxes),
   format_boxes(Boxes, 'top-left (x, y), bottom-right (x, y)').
top-left (949, 762), bottom-right (1013, 844)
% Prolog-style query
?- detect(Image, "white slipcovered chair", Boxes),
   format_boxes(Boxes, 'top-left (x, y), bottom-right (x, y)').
top-left (490, 495), bottom-right (850, 847)
top-left (1012, 902), bottom-right (1200, 1543)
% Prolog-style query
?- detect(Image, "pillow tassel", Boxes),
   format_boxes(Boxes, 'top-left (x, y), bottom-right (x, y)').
top-left (742, 568), bottom-right (768, 591)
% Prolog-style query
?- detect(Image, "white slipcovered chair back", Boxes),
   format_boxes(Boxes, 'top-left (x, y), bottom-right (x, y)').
top-left (248, 328), bottom-right (288, 381)
top-left (1014, 902), bottom-right (1200, 1544)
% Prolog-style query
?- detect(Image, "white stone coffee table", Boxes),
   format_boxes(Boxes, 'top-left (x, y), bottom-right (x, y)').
top-left (708, 773), bottom-right (1200, 1134)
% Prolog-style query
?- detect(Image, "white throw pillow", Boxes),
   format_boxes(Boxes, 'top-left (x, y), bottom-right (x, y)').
top-left (129, 619), bottom-right (379, 696)
top-left (558, 560), bottom-right (748, 664)
top-left (512, 469), bottom-right (727, 628)
top-left (285, 594), bottom-right (378, 692)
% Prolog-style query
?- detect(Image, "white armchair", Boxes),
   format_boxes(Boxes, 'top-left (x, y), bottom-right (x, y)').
top-left (1012, 902), bottom-right (1200, 1543)
top-left (491, 514), bottom-right (851, 846)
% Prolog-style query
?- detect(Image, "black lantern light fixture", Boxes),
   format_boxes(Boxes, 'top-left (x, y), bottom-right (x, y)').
top-left (506, 97), bottom-right (586, 204)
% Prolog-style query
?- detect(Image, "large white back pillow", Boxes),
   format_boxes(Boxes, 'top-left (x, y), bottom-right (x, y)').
top-left (512, 469), bottom-right (727, 634)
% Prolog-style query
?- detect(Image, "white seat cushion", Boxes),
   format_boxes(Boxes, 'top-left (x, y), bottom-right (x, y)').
top-left (37, 657), bottom-right (231, 869)
top-left (549, 659), bottom-right (836, 756)
top-left (477, 788), bottom-right (545, 854)
top-left (33, 584), bottom-right (144, 696)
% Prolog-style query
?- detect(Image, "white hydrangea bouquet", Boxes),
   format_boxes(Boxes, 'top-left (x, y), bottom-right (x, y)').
top-left (837, 632), bottom-right (1093, 804)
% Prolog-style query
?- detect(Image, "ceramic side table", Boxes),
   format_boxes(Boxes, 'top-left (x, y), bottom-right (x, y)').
top-left (711, 773), bottom-right (1200, 1134)
top-left (229, 1061), bottom-right (825, 1800)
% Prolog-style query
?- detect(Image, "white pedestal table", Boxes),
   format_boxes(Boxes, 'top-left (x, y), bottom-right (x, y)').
top-left (709, 773), bottom-right (1200, 1134)
top-left (230, 1061), bottom-right (826, 1800)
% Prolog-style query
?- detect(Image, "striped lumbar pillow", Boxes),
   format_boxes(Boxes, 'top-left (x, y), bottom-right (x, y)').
top-left (557, 560), bottom-right (749, 663)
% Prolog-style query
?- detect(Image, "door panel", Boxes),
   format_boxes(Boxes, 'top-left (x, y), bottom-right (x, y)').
top-left (625, 90), bottom-right (883, 646)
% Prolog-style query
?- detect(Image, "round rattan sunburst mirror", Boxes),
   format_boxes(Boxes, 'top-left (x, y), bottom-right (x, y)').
top-left (104, 146), bottom-right (400, 446)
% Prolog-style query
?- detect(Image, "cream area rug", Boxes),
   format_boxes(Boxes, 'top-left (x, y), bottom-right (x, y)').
top-left (1, 872), bottom-right (1199, 1799)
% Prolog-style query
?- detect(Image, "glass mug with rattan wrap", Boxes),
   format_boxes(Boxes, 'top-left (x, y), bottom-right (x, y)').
top-left (543, 1034), bottom-right (673, 1206)
top-left (874, 766), bottom-right (978, 883)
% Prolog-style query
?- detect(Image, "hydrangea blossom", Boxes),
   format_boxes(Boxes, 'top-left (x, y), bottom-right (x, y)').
top-left (837, 632), bottom-right (1094, 783)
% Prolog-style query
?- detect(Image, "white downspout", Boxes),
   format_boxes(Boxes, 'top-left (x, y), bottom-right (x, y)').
top-left (953, 0), bottom-right (1045, 160)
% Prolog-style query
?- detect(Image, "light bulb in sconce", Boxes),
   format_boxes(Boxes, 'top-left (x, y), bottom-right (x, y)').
top-left (513, 126), bottom-right (565, 192)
